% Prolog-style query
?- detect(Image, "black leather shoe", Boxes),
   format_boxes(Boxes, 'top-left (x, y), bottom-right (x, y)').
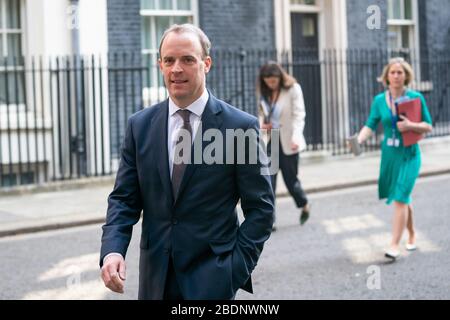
top-left (300, 204), bottom-right (311, 226)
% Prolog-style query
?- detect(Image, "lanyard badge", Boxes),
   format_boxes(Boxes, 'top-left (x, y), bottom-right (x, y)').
top-left (387, 91), bottom-right (402, 148)
top-left (387, 137), bottom-right (400, 147)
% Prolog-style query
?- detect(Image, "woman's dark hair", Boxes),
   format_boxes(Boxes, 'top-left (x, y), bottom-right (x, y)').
top-left (257, 61), bottom-right (297, 101)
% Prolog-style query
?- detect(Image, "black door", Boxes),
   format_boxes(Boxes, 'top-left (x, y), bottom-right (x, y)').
top-left (291, 13), bottom-right (322, 147)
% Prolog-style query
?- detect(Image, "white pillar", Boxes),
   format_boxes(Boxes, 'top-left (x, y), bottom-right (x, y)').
top-left (78, 0), bottom-right (108, 55)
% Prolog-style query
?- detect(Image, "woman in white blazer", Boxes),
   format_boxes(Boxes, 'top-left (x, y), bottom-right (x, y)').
top-left (257, 61), bottom-right (310, 230)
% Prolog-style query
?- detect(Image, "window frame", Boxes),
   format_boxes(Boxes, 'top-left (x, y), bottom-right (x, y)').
top-left (387, 0), bottom-right (422, 82)
top-left (289, 0), bottom-right (320, 14)
top-left (0, 0), bottom-right (27, 116)
top-left (0, 0), bottom-right (23, 57)
top-left (387, 0), bottom-right (419, 51)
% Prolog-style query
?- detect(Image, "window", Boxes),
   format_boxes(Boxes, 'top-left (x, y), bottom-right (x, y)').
top-left (140, 0), bottom-right (197, 103)
top-left (290, 0), bottom-right (316, 5)
top-left (388, 0), bottom-right (412, 20)
top-left (387, 0), bottom-right (428, 84)
top-left (387, 0), bottom-right (416, 51)
top-left (1, 172), bottom-right (17, 187)
top-left (0, 0), bottom-right (24, 105)
top-left (20, 171), bottom-right (34, 184)
top-left (302, 16), bottom-right (316, 37)
top-left (0, 171), bottom-right (35, 187)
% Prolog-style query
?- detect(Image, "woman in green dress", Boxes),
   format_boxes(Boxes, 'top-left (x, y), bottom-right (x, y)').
top-left (355, 57), bottom-right (433, 260)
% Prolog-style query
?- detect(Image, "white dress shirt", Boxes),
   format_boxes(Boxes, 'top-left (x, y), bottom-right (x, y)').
top-left (103, 89), bottom-right (209, 265)
top-left (168, 89), bottom-right (209, 177)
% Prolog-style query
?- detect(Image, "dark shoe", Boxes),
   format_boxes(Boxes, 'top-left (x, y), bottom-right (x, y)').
top-left (300, 204), bottom-right (311, 226)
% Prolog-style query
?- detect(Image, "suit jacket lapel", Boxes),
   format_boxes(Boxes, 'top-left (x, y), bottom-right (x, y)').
top-left (173, 93), bottom-right (223, 206)
top-left (150, 100), bottom-right (174, 203)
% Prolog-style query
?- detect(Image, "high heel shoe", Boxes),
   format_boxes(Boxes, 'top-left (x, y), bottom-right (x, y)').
top-left (384, 248), bottom-right (400, 260)
top-left (406, 233), bottom-right (416, 251)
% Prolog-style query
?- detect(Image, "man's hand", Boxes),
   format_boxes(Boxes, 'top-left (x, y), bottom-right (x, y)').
top-left (101, 255), bottom-right (126, 293)
top-left (397, 115), bottom-right (412, 132)
top-left (291, 142), bottom-right (299, 152)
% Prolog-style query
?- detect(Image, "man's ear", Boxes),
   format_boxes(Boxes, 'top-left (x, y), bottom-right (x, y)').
top-left (204, 56), bottom-right (212, 74)
top-left (158, 58), bottom-right (163, 71)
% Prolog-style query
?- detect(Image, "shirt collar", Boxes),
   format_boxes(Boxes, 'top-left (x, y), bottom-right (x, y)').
top-left (168, 89), bottom-right (209, 118)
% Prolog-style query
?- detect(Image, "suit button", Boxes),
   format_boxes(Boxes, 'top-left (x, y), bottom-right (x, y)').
top-left (171, 219), bottom-right (178, 225)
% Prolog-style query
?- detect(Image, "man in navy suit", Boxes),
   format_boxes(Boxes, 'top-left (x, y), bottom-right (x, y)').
top-left (100, 24), bottom-right (274, 300)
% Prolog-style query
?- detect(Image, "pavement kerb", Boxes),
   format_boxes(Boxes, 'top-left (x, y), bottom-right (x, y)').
top-left (0, 217), bottom-right (106, 238)
top-left (1, 167), bottom-right (449, 238)
top-left (0, 176), bottom-right (116, 197)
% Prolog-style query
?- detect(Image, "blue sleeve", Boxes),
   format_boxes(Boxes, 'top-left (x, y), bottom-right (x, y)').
top-left (100, 117), bottom-right (143, 266)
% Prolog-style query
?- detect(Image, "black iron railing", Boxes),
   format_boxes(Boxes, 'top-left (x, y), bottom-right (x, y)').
top-left (1, 48), bottom-right (449, 189)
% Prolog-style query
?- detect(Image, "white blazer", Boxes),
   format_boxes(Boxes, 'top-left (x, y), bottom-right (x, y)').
top-left (259, 83), bottom-right (307, 155)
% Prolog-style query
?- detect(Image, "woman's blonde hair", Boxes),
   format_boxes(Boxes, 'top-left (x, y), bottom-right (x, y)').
top-left (378, 57), bottom-right (415, 87)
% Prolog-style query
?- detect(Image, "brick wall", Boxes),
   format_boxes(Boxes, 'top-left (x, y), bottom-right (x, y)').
top-left (418, 0), bottom-right (450, 51)
top-left (107, 0), bottom-right (142, 157)
top-left (346, 0), bottom-right (388, 49)
top-left (199, 0), bottom-right (275, 49)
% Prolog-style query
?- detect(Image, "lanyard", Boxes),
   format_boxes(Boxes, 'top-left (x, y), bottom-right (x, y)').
top-left (388, 89), bottom-right (405, 137)
top-left (267, 98), bottom-right (277, 118)
top-left (388, 91), bottom-right (397, 135)
top-left (260, 98), bottom-right (273, 123)
top-left (261, 91), bottom-right (280, 123)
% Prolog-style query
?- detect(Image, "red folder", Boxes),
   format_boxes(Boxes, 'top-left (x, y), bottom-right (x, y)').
top-left (396, 98), bottom-right (423, 147)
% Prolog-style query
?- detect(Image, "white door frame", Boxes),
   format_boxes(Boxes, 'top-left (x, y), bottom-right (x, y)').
top-left (273, 0), bottom-right (350, 148)
top-left (274, 0), bottom-right (324, 52)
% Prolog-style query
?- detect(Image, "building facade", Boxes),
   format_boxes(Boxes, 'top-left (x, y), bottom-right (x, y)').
top-left (0, 0), bottom-right (110, 187)
top-left (1, 0), bottom-right (449, 188)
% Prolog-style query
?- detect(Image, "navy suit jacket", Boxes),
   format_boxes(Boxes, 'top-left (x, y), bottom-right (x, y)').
top-left (100, 93), bottom-right (274, 299)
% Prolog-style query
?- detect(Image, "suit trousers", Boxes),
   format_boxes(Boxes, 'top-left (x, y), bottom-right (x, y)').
top-left (162, 256), bottom-right (237, 300)
top-left (163, 256), bottom-right (184, 300)
top-left (268, 140), bottom-right (308, 221)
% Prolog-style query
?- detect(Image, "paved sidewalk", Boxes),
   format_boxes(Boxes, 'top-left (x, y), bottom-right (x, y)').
top-left (0, 137), bottom-right (449, 237)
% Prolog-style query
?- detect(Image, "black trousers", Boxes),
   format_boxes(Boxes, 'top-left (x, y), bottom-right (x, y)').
top-left (268, 140), bottom-right (308, 218)
top-left (163, 257), bottom-right (184, 300)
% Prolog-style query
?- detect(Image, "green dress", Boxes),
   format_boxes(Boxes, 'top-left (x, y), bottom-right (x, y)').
top-left (365, 89), bottom-right (432, 204)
